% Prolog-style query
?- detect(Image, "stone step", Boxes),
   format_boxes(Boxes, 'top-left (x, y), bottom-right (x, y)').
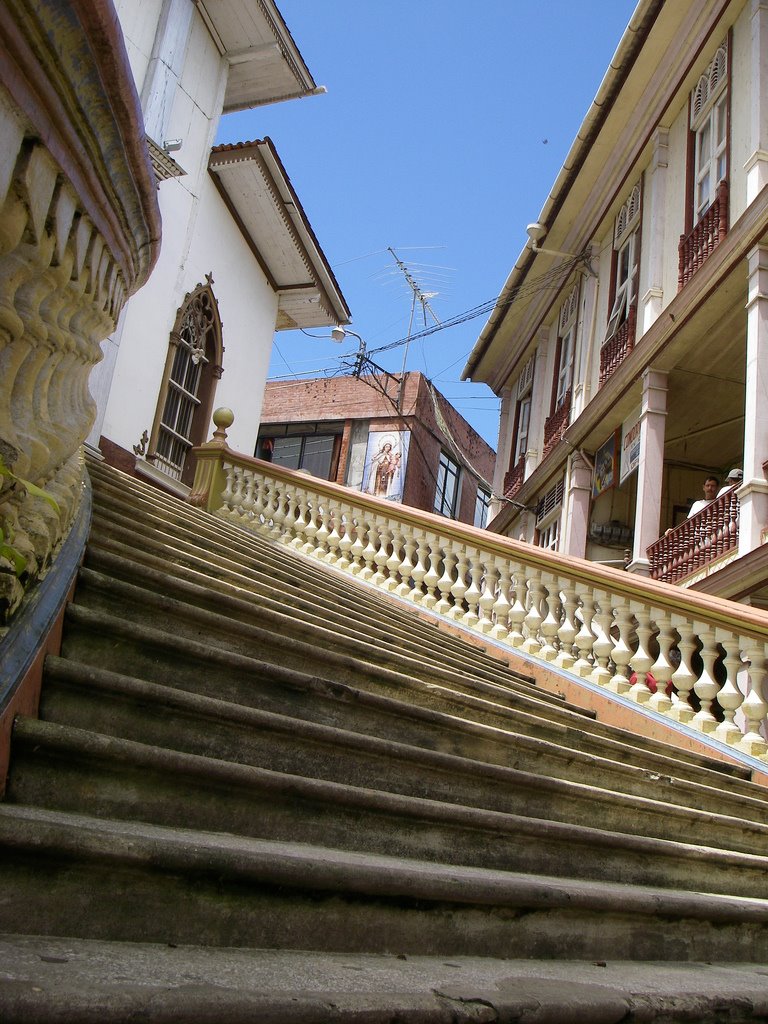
top-left (73, 560), bottom-right (576, 719)
top-left (44, 655), bottom-right (767, 818)
top-left (1, 803), bottom-right (768, 962)
top-left (58, 600), bottom-right (760, 792)
top-left (36, 658), bottom-right (768, 841)
top-left (87, 483), bottom-right (528, 692)
top-left (3, 934), bottom-right (768, 1023)
top-left (86, 468), bottom-right (521, 683)
top-left (8, 716), bottom-right (768, 898)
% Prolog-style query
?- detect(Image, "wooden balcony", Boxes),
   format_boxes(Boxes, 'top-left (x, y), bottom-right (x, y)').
top-left (678, 180), bottom-right (728, 291)
top-left (503, 457), bottom-right (525, 499)
top-left (647, 487), bottom-right (739, 584)
top-left (599, 306), bottom-right (637, 388)
top-left (542, 389), bottom-right (571, 461)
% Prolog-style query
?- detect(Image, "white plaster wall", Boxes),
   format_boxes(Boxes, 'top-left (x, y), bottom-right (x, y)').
top-left (661, 109), bottom-right (689, 306)
top-left (730, 6), bottom-right (752, 222)
top-left (112, 0), bottom-right (164, 94)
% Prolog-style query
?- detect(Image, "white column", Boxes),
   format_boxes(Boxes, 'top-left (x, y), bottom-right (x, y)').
top-left (746, 0), bottom-right (768, 203)
top-left (628, 368), bottom-right (668, 575)
top-left (491, 385), bottom-right (514, 516)
top-left (526, 327), bottom-right (551, 478)
top-left (641, 128), bottom-right (669, 332)
top-left (562, 451), bottom-right (592, 557)
top-left (573, 269), bottom-right (599, 417)
top-left (739, 244), bottom-right (768, 556)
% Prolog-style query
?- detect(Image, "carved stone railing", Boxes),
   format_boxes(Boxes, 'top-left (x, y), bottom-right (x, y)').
top-left (599, 305), bottom-right (637, 387)
top-left (542, 389), bottom-right (571, 460)
top-left (503, 457), bottom-right (525, 499)
top-left (648, 488), bottom-right (739, 584)
top-left (0, 0), bottom-right (161, 625)
top-left (191, 430), bottom-right (768, 763)
top-left (678, 180), bottom-right (728, 290)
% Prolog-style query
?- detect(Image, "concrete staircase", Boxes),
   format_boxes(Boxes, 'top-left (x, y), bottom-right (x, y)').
top-left (3, 460), bottom-right (768, 1020)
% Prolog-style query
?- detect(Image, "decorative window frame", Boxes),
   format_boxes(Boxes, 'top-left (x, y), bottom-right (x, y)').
top-left (688, 37), bottom-right (730, 228)
top-left (148, 277), bottom-right (224, 486)
top-left (535, 477), bottom-right (564, 550)
top-left (553, 283), bottom-right (579, 412)
top-left (605, 180), bottom-right (642, 342)
top-left (511, 353), bottom-right (535, 467)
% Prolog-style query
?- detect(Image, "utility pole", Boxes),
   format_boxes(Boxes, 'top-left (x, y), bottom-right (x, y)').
top-left (387, 246), bottom-right (441, 410)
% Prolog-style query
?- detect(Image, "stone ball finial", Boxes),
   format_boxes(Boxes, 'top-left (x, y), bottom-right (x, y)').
top-left (211, 407), bottom-right (234, 444)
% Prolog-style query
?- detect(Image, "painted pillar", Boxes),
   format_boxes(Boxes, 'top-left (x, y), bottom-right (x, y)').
top-left (628, 368), bottom-right (668, 575)
top-left (641, 128), bottom-right (669, 332)
top-left (562, 451), bottom-right (593, 558)
top-left (490, 384), bottom-right (514, 518)
top-left (746, 0), bottom-right (768, 203)
top-left (573, 268), bottom-right (599, 418)
top-left (739, 244), bottom-right (768, 556)
top-left (526, 327), bottom-right (551, 480)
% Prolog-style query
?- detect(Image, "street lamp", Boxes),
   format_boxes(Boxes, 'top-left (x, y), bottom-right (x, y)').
top-left (331, 325), bottom-right (366, 355)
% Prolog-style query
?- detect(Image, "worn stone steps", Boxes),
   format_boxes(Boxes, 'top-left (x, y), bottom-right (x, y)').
top-left (40, 654), bottom-right (768, 826)
top-left (1, 803), bottom-right (768, 963)
top-left (86, 466), bottom-right (525, 689)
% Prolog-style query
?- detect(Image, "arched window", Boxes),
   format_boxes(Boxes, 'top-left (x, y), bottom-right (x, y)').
top-left (149, 279), bottom-right (223, 485)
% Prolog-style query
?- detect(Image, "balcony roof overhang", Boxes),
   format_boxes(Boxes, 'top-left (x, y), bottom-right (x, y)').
top-left (462, 0), bottom-right (739, 391)
top-left (197, 0), bottom-right (322, 112)
top-left (209, 138), bottom-right (351, 331)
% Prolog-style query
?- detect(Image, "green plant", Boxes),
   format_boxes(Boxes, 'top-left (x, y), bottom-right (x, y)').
top-left (0, 455), bottom-right (59, 578)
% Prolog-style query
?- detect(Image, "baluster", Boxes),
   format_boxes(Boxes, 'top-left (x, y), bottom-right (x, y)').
top-left (371, 520), bottom-right (391, 589)
top-left (572, 593), bottom-right (597, 678)
top-left (384, 527), bottom-right (405, 592)
top-left (435, 545), bottom-right (456, 616)
top-left (278, 484), bottom-right (298, 545)
top-left (312, 501), bottom-right (331, 560)
top-left (489, 559), bottom-right (512, 641)
top-left (713, 633), bottom-right (744, 746)
top-left (336, 509), bottom-right (354, 571)
top-left (521, 569), bottom-right (544, 657)
top-left (737, 645), bottom-right (768, 758)
top-left (668, 624), bottom-right (696, 723)
top-left (300, 496), bottom-right (320, 555)
top-left (462, 551), bottom-right (483, 628)
top-left (691, 625), bottom-right (719, 733)
top-left (347, 511), bottom-right (366, 573)
top-left (590, 593), bottom-right (614, 687)
top-left (245, 471), bottom-right (262, 526)
top-left (395, 533), bottom-right (416, 598)
top-left (324, 504), bottom-right (342, 564)
top-left (648, 620), bottom-right (675, 715)
top-left (229, 465), bottom-right (245, 522)
top-left (555, 583), bottom-right (578, 671)
top-left (421, 535), bottom-right (441, 610)
top-left (220, 463), bottom-right (235, 513)
top-left (607, 599), bottom-right (632, 694)
top-left (408, 531), bottom-right (428, 603)
top-left (628, 605), bottom-right (654, 704)
top-left (448, 547), bottom-right (469, 620)
top-left (507, 571), bottom-right (528, 648)
top-left (357, 513), bottom-right (378, 581)
top-left (538, 574), bottom-right (561, 662)
top-left (476, 560), bottom-right (498, 634)
top-left (260, 477), bottom-right (277, 533)
top-left (289, 490), bottom-right (310, 550)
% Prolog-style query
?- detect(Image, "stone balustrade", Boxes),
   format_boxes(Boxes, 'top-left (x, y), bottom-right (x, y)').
top-left (191, 431), bottom-right (768, 762)
top-left (678, 180), bottom-right (728, 290)
top-left (0, 0), bottom-right (160, 625)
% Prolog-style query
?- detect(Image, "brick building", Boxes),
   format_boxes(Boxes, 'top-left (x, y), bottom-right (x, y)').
top-left (258, 372), bottom-right (496, 526)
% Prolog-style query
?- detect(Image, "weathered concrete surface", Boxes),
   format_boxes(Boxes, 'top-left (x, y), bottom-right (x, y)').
top-left (2, 936), bottom-right (768, 1022)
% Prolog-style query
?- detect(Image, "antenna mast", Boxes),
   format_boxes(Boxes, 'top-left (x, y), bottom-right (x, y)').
top-left (387, 246), bottom-right (441, 410)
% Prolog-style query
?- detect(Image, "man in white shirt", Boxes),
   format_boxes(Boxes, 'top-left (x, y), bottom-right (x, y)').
top-left (688, 475), bottom-right (719, 518)
top-left (717, 468), bottom-right (743, 496)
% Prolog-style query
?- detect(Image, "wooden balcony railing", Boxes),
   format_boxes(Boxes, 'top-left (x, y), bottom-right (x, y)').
top-left (542, 389), bottom-right (572, 460)
top-left (503, 457), bottom-right (525, 499)
top-left (599, 306), bottom-right (637, 388)
top-left (647, 487), bottom-right (739, 584)
top-left (190, 424), bottom-right (768, 759)
top-left (678, 180), bottom-right (728, 290)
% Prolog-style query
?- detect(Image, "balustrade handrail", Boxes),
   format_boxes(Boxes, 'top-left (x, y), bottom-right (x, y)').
top-left (193, 444), bottom-right (768, 641)
top-left (648, 487), bottom-right (739, 584)
top-left (189, 436), bottom-right (768, 762)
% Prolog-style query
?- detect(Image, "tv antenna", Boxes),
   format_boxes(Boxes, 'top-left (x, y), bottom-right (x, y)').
top-left (387, 246), bottom-right (442, 408)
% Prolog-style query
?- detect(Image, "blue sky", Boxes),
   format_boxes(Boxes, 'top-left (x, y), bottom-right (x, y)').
top-left (216, 1), bottom-right (638, 448)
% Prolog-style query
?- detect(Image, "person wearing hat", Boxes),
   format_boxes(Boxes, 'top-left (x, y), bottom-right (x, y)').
top-left (718, 468), bottom-right (743, 496)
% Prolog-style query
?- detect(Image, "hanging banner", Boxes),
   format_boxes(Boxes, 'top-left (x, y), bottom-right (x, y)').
top-left (619, 407), bottom-right (641, 484)
top-left (593, 429), bottom-right (619, 497)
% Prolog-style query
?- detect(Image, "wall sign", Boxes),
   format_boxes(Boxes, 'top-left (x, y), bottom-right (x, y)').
top-left (620, 407), bottom-right (641, 484)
